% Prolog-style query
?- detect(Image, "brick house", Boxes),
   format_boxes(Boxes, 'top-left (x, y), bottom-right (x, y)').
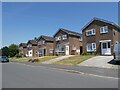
top-left (54, 28), bottom-right (83, 56)
top-left (19, 43), bottom-right (27, 57)
top-left (26, 40), bottom-right (38, 57)
top-left (37, 35), bottom-right (54, 56)
top-left (82, 17), bottom-right (120, 55)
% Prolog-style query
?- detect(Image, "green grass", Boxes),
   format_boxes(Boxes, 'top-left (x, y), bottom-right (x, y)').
top-left (9, 56), bottom-right (58, 62)
top-left (37, 56), bottom-right (57, 62)
top-left (9, 57), bottom-right (29, 62)
top-left (54, 55), bottom-right (95, 65)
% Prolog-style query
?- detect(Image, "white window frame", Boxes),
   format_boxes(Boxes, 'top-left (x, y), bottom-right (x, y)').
top-left (58, 36), bottom-right (61, 40)
top-left (86, 29), bottom-right (95, 36)
top-left (87, 43), bottom-right (96, 52)
top-left (27, 44), bottom-right (32, 47)
top-left (55, 36), bottom-right (61, 41)
top-left (42, 40), bottom-right (45, 44)
top-left (79, 37), bottom-right (82, 41)
top-left (38, 41), bottom-right (42, 45)
top-left (62, 35), bottom-right (67, 40)
top-left (72, 45), bottom-right (77, 50)
top-left (49, 49), bottom-right (53, 53)
top-left (100, 26), bottom-right (108, 34)
top-left (55, 37), bottom-right (58, 41)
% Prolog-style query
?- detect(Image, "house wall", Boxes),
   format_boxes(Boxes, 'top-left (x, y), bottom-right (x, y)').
top-left (27, 46), bottom-right (38, 57)
top-left (38, 38), bottom-right (54, 56)
top-left (19, 47), bottom-right (27, 57)
top-left (69, 35), bottom-right (82, 55)
top-left (54, 31), bottom-right (69, 55)
top-left (54, 30), bottom-right (82, 55)
top-left (39, 42), bottom-right (54, 56)
top-left (82, 20), bottom-right (120, 55)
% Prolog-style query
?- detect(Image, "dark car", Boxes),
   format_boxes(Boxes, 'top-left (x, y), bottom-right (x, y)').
top-left (0, 56), bottom-right (9, 63)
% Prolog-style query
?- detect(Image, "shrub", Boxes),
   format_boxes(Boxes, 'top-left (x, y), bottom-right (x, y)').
top-left (81, 52), bottom-right (89, 55)
top-left (15, 54), bottom-right (22, 58)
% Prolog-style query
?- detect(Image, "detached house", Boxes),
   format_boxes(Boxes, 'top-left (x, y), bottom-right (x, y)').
top-left (37, 35), bottom-right (54, 56)
top-left (26, 40), bottom-right (38, 57)
top-left (54, 28), bottom-right (83, 56)
top-left (82, 17), bottom-right (120, 55)
top-left (19, 43), bottom-right (27, 57)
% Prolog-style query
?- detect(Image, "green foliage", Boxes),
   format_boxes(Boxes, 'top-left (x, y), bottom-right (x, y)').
top-left (1, 46), bottom-right (9, 57)
top-left (81, 52), bottom-right (89, 55)
top-left (34, 37), bottom-right (38, 41)
top-left (15, 53), bottom-right (22, 58)
top-left (9, 44), bottom-right (19, 57)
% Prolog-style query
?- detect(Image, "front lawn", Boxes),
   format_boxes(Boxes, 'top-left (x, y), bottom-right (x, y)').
top-left (37, 56), bottom-right (57, 62)
top-left (9, 57), bottom-right (29, 62)
top-left (10, 56), bottom-right (57, 62)
top-left (54, 55), bottom-right (95, 65)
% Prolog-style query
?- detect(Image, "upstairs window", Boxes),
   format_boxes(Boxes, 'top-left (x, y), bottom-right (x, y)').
top-left (79, 37), bottom-right (82, 41)
top-left (58, 36), bottom-right (61, 40)
top-left (42, 41), bottom-right (45, 44)
top-left (62, 35), bottom-right (67, 40)
top-left (55, 36), bottom-right (61, 41)
top-left (38, 41), bottom-right (42, 45)
top-left (27, 44), bottom-right (32, 47)
top-left (38, 40), bottom-right (45, 45)
top-left (100, 26), bottom-right (108, 34)
top-left (86, 29), bottom-right (95, 36)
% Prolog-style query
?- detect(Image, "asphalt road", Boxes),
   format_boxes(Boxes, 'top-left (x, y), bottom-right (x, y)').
top-left (2, 62), bottom-right (118, 88)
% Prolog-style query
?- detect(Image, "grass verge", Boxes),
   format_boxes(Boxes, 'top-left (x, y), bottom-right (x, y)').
top-left (37, 56), bottom-right (57, 62)
top-left (53, 55), bottom-right (95, 65)
top-left (10, 56), bottom-right (57, 62)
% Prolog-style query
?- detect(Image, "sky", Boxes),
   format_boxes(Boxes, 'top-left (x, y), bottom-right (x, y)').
top-left (2, 2), bottom-right (118, 47)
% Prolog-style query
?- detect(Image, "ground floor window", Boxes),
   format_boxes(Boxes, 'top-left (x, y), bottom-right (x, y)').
top-left (86, 43), bottom-right (96, 52)
top-left (49, 49), bottom-right (53, 53)
top-left (56, 44), bottom-right (65, 52)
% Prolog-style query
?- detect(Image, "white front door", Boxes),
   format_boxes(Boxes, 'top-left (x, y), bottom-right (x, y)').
top-left (66, 45), bottom-right (69, 55)
top-left (101, 42), bottom-right (111, 55)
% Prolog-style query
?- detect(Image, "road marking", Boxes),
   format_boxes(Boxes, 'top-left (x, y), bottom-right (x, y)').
top-left (10, 62), bottom-right (119, 80)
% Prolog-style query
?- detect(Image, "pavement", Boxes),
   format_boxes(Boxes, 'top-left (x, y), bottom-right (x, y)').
top-left (78, 56), bottom-right (118, 69)
top-left (41, 55), bottom-right (74, 64)
top-left (2, 63), bottom-right (118, 88)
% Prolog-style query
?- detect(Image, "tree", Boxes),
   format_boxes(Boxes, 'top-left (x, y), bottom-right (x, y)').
top-left (34, 37), bottom-right (38, 41)
top-left (1, 46), bottom-right (9, 57)
top-left (9, 44), bottom-right (19, 57)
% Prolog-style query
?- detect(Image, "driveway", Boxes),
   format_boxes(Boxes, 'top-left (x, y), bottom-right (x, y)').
top-left (41, 55), bottom-right (74, 64)
top-left (78, 56), bottom-right (118, 69)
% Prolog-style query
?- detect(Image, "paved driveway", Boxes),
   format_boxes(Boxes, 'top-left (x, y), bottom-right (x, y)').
top-left (78, 56), bottom-right (118, 69)
top-left (41, 55), bottom-right (74, 64)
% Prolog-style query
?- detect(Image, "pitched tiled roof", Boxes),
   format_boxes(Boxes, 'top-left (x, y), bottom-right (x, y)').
top-left (19, 43), bottom-right (27, 47)
top-left (81, 17), bottom-right (120, 32)
top-left (38, 35), bottom-right (54, 42)
top-left (54, 28), bottom-right (82, 37)
top-left (27, 40), bottom-right (37, 45)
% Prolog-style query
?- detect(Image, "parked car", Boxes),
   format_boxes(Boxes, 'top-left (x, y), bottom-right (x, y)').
top-left (0, 56), bottom-right (9, 63)
top-left (114, 42), bottom-right (120, 62)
